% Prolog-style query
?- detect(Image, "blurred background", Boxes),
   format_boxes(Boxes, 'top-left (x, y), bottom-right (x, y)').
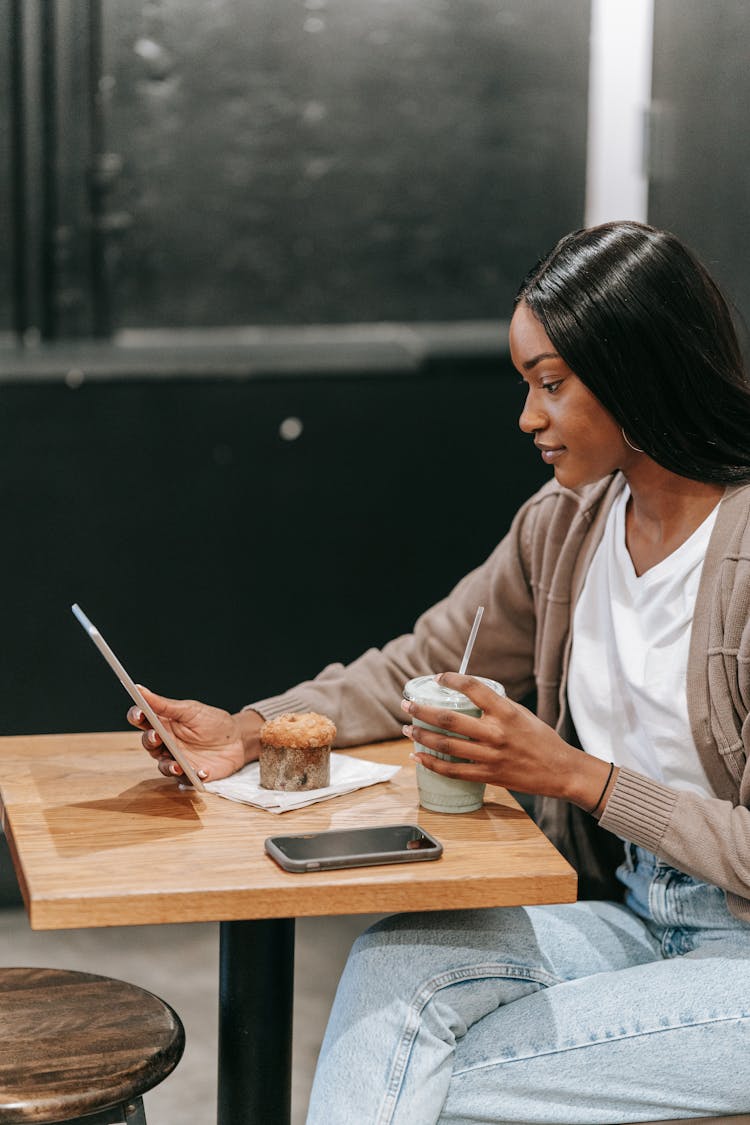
top-left (0, 0), bottom-right (749, 1116)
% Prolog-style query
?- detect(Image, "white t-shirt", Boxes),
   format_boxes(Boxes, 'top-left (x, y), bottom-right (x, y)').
top-left (567, 486), bottom-right (719, 797)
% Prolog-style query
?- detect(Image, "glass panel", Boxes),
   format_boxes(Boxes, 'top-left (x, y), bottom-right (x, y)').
top-left (103, 0), bottom-right (590, 328)
top-left (650, 0), bottom-right (750, 344)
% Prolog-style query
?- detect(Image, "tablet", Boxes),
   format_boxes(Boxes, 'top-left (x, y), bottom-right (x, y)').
top-left (71, 603), bottom-right (206, 792)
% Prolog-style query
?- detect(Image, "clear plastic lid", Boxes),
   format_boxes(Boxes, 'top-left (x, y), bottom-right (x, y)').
top-left (403, 674), bottom-right (505, 709)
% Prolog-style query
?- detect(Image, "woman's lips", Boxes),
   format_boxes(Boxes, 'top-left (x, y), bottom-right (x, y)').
top-left (536, 444), bottom-right (565, 463)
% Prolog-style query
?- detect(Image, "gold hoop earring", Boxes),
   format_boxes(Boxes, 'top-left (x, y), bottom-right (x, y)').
top-left (621, 427), bottom-right (645, 454)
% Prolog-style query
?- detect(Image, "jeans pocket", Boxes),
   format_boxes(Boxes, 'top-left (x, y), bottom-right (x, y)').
top-left (621, 842), bottom-right (637, 873)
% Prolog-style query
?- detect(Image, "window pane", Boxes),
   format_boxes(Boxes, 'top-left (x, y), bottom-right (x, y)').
top-left (104, 0), bottom-right (590, 328)
top-left (650, 0), bottom-right (750, 341)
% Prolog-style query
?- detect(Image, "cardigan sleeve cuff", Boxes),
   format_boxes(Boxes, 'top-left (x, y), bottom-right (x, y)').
top-left (598, 767), bottom-right (680, 852)
top-left (242, 690), bottom-right (318, 722)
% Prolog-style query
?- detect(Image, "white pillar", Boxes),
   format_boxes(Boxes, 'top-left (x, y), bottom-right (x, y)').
top-left (585, 0), bottom-right (655, 226)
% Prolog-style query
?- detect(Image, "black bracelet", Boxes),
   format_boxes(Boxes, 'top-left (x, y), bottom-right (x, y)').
top-left (587, 761), bottom-right (614, 816)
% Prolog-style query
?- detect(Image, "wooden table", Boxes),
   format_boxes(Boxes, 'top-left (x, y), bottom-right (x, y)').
top-left (0, 732), bottom-right (576, 1125)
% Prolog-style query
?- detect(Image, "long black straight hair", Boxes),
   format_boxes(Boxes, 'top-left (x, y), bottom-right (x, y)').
top-left (515, 221), bottom-right (750, 483)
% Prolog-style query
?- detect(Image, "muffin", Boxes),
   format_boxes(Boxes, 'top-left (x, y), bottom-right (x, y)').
top-left (258, 712), bottom-right (337, 791)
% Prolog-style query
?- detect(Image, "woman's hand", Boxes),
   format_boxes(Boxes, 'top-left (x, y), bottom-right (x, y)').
top-left (127, 687), bottom-right (263, 783)
top-left (401, 672), bottom-right (615, 814)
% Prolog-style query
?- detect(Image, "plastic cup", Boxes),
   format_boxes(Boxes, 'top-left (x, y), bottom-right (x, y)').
top-left (403, 674), bottom-right (505, 813)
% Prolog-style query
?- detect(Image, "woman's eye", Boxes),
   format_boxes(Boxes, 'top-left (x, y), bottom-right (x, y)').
top-left (542, 381), bottom-right (562, 394)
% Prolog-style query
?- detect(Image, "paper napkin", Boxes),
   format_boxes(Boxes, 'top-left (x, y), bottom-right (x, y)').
top-left (204, 752), bottom-right (400, 813)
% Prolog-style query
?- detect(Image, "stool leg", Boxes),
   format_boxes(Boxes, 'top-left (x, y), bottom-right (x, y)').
top-left (67, 1097), bottom-right (147, 1124)
top-left (124, 1098), bottom-right (147, 1124)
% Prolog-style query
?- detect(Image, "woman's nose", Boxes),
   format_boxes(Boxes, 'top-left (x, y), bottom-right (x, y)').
top-left (518, 392), bottom-right (546, 435)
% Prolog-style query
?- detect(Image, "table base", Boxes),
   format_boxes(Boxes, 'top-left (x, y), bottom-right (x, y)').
top-left (218, 918), bottom-right (295, 1125)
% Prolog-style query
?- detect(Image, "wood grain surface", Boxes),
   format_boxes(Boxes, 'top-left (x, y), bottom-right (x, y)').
top-left (0, 733), bottom-right (576, 930)
top-left (0, 966), bottom-right (184, 1121)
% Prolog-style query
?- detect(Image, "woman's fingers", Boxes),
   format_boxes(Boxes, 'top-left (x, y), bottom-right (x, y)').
top-left (140, 728), bottom-right (164, 754)
top-left (401, 722), bottom-right (496, 763)
top-left (400, 698), bottom-right (487, 742)
top-left (127, 693), bottom-right (182, 762)
top-left (401, 672), bottom-right (521, 776)
top-left (127, 705), bottom-right (150, 732)
top-left (157, 754), bottom-right (183, 777)
top-left (127, 690), bottom-right (197, 739)
top-left (401, 672), bottom-right (515, 747)
top-left (137, 686), bottom-right (202, 724)
top-left (413, 750), bottom-right (489, 781)
top-left (435, 672), bottom-right (510, 713)
top-left (129, 706), bottom-right (167, 758)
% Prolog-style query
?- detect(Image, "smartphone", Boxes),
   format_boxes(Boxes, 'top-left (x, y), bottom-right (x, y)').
top-left (71, 603), bottom-right (206, 792)
top-left (265, 824), bottom-right (443, 873)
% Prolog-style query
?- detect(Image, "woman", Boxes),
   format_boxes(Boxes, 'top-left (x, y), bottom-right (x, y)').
top-left (130, 222), bottom-right (750, 1123)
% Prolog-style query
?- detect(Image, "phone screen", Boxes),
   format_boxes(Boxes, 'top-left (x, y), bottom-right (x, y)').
top-left (265, 824), bottom-right (443, 872)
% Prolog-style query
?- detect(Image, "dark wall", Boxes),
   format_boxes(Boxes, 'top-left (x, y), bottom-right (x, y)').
top-left (650, 0), bottom-right (750, 343)
top-left (0, 353), bottom-right (550, 737)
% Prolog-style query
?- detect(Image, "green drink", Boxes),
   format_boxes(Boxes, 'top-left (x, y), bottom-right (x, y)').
top-left (403, 674), bottom-right (505, 813)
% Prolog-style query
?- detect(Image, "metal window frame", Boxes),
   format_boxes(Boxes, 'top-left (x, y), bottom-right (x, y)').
top-left (9, 0), bottom-right (115, 344)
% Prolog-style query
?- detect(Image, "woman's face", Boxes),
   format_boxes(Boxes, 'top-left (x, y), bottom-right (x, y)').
top-left (510, 301), bottom-right (628, 489)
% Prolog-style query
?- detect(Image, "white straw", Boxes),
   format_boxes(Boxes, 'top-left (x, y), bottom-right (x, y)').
top-left (458, 605), bottom-right (484, 675)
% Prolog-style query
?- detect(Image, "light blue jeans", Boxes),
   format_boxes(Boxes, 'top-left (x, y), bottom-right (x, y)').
top-left (306, 846), bottom-right (750, 1124)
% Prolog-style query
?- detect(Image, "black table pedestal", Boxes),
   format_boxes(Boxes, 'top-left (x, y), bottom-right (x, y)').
top-left (218, 917), bottom-right (296, 1125)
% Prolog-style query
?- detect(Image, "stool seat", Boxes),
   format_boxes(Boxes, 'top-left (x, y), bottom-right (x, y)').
top-left (0, 967), bottom-right (184, 1123)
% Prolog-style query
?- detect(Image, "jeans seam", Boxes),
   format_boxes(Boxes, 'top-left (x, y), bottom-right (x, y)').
top-left (451, 1010), bottom-right (750, 1077)
top-left (375, 963), bottom-right (561, 1125)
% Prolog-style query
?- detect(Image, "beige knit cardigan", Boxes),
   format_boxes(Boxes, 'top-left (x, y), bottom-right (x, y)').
top-left (252, 473), bottom-right (750, 920)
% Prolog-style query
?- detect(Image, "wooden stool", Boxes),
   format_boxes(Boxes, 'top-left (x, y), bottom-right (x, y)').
top-left (0, 967), bottom-right (185, 1123)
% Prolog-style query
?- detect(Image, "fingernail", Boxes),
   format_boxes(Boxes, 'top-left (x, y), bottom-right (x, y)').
top-left (169, 763), bottom-right (179, 775)
top-left (402, 724), bottom-right (413, 738)
top-left (197, 769), bottom-right (208, 779)
top-left (400, 699), bottom-right (412, 714)
top-left (434, 673), bottom-right (444, 683)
